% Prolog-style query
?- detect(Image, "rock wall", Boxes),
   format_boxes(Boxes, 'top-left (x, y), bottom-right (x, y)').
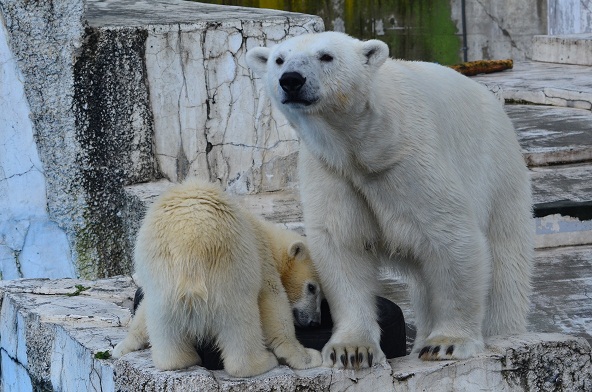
top-left (0, 0), bottom-right (323, 280)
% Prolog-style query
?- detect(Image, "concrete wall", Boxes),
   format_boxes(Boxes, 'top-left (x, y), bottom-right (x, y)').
top-left (450, 0), bottom-right (547, 61)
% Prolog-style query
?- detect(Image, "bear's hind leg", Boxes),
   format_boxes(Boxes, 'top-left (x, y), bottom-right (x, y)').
top-left (413, 227), bottom-right (490, 361)
top-left (215, 300), bottom-right (278, 377)
top-left (145, 299), bottom-right (202, 370)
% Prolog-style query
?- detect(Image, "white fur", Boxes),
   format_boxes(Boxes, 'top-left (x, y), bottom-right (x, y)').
top-left (112, 180), bottom-right (322, 377)
top-left (246, 31), bottom-right (533, 368)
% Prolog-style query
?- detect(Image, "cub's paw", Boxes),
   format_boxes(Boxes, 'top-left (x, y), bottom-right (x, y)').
top-left (224, 351), bottom-right (278, 378)
top-left (112, 339), bottom-right (147, 358)
top-left (322, 342), bottom-right (386, 369)
top-left (416, 336), bottom-right (484, 361)
top-left (112, 342), bottom-right (129, 358)
top-left (282, 347), bottom-right (322, 369)
top-left (152, 349), bottom-right (202, 371)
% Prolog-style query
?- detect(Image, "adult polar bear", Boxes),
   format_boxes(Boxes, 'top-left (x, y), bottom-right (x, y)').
top-left (246, 32), bottom-right (533, 369)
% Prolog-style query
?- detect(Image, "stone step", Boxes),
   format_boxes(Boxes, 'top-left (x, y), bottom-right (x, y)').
top-left (473, 61), bottom-right (592, 110)
top-left (532, 34), bottom-right (592, 66)
top-left (507, 104), bottom-right (592, 166)
top-left (1, 272), bottom-right (591, 391)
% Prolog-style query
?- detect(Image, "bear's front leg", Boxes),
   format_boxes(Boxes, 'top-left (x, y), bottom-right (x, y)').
top-left (258, 272), bottom-right (322, 370)
top-left (299, 149), bottom-right (386, 369)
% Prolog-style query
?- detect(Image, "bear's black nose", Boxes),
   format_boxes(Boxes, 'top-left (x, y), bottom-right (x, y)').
top-left (279, 72), bottom-right (306, 93)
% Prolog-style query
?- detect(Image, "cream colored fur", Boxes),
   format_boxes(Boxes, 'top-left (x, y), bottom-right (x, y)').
top-left (246, 31), bottom-right (533, 369)
top-left (112, 180), bottom-right (322, 377)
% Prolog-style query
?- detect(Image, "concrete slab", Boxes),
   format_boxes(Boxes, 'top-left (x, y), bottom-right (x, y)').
top-left (473, 61), bottom-right (592, 110)
top-left (507, 105), bottom-right (592, 166)
top-left (531, 163), bottom-right (592, 204)
top-left (529, 245), bottom-right (592, 344)
top-left (532, 34), bottom-right (592, 66)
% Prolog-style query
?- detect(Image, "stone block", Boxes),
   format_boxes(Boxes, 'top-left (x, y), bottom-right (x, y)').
top-left (532, 34), bottom-right (592, 65)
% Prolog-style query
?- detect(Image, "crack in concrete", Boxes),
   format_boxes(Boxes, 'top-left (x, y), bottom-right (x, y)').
top-left (474, 0), bottom-right (519, 50)
top-left (0, 164), bottom-right (40, 182)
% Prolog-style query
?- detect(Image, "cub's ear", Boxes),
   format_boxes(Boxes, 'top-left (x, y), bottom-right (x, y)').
top-left (246, 47), bottom-right (271, 76)
top-left (288, 240), bottom-right (308, 261)
top-left (361, 39), bottom-right (389, 68)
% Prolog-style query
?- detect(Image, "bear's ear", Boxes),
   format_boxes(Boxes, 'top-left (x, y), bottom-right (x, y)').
top-left (361, 39), bottom-right (389, 68)
top-left (246, 47), bottom-right (271, 76)
top-left (288, 241), bottom-right (307, 261)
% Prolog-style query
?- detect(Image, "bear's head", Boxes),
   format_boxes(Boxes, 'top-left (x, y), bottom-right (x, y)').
top-left (277, 238), bottom-right (323, 328)
top-left (246, 31), bottom-right (389, 116)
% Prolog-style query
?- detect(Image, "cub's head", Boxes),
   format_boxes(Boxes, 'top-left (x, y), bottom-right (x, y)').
top-left (246, 31), bottom-right (389, 115)
top-left (278, 239), bottom-right (323, 328)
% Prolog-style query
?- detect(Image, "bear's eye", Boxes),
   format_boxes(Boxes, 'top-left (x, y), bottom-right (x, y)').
top-left (307, 283), bottom-right (316, 294)
top-left (275, 57), bottom-right (284, 65)
top-left (319, 53), bottom-right (334, 62)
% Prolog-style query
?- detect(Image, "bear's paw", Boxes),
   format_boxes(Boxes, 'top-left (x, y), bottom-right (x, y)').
top-left (223, 350), bottom-right (278, 377)
top-left (322, 342), bottom-right (386, 370)
top-left (279, 347), bottom-right (322, 370)
top-left (416, 336), bottom-right (484, 361)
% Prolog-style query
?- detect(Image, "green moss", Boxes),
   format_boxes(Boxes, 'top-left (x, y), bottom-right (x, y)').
top-left (66, 284), bottom-right (91, 297)
top-left (94, 350), bottom-right (112, 360)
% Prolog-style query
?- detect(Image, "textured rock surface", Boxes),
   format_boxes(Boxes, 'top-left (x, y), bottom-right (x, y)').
top-left (0, 277), bottom-right (590, 392)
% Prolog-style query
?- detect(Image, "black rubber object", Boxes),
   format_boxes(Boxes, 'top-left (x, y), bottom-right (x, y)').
top-left (131, 288), bottom-right (406, 370)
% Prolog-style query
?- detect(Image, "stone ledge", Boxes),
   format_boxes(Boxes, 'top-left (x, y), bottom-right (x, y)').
top-left (532, 34), bottom-right (592, 66)
top-left (1, 277), bottom-right (591, 391)
top-left (114, 334), bottom-right (592, 391)
top-left (473, 61), bottom-right (592, 110)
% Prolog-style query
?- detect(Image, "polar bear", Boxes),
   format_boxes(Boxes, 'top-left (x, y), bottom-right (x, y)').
top-left (112, 180), bottom-right (322, 377)
top-left (246, 31), bottom-right (533, 369)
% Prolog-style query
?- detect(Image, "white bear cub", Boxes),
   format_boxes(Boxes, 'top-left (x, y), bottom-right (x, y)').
top-left (247, 32), bottom-right (533, 369)
top-left (112, 180), bottom-right (322, 377)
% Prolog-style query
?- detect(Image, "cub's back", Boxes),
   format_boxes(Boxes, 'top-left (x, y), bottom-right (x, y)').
top-left (135, 180), bottom-right (257, 271)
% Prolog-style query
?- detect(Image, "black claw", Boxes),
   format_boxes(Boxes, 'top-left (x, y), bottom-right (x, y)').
top-left (368, 352), bottom-right (373, 367)
top-left (419, 346), bottom-right (431, 358)
top-left (431, 346), bottom-right (441, 355)
top-left (350, 354), bottom-right (356, 367)
top-left (330, 351), bottom-right (336, 364)
top-left (358, 352), bottom-right (364, 365)
top-left (340, 354), bottom-right (347, 367)
top-left (446, 345), bottom-right (454, 356)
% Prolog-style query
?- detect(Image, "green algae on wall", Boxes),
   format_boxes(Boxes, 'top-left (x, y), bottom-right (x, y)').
top-left (73, 27), bottom-right (160, 279)
top-left (194, 0), bottom-right (462, 65)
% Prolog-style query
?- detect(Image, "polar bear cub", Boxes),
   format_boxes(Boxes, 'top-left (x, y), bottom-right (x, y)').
top-left (247, 32), bottom-right (533, 369)
top-left (112, 180), bottom-right (322, 377)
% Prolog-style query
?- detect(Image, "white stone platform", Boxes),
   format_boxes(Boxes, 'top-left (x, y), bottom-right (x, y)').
top-left (1, 277), bottom-right (591, 391)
